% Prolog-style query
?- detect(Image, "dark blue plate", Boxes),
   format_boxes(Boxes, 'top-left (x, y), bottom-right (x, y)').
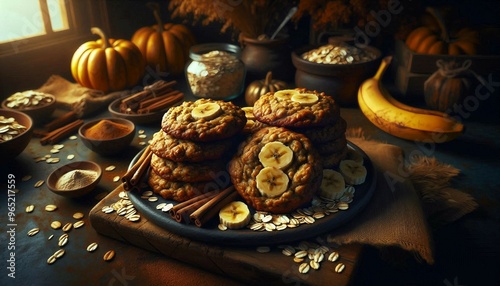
top-left (128, 141), bottom-right (376, 246)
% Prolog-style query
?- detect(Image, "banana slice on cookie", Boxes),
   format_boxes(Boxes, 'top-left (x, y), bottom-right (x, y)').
top-left (256, 166), bottom-right (289, 197)
top-left (291, 93), bottom-right (319, 106)
top-left (191, 102), bottom-right (222, 120)
top-left (219, 201), bottom-right (251, 229)
top-left (339, 160), bottom-right (367, 185)
top-left (258, 141), bottom-right (294, 169)
top-left (319, 169), bottom-right (346, 200)
top-left (241, 106), bottom-right (255, 120)
top-left (274, 89), bottom-right (299, 100)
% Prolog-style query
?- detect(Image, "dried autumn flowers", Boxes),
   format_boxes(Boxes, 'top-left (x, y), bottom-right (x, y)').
top-left (168, 0), bottom-right (298, 39)
top-left (293, 0), bottom-right (421, 37)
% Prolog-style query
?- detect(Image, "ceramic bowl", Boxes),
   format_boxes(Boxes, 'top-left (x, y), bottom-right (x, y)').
top-left (1, 92), bottom-right (56, 124)
top-left (0, 109), bottom-right (33, 160)
top-left (108, 97), bottom-right (170, 125)
top-left (292, 45), bottom-right (381, 106)
top-left (78, 118), bottom-right (135, 156)
top-left (47, 161), bottom-right (102, 198)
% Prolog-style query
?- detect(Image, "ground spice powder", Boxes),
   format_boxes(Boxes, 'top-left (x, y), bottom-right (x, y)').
top-left (84, 119), bottom-right (130, 140)
top-left (56, 169), bottom-right (98, 190)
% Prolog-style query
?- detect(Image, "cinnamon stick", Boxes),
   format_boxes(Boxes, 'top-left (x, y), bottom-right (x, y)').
top-left (44, 111), bottom-right (78, 132)
top-left (121, 90), bottom-right (151, 105)
top-left (122, 146), bottom-right (152, 191)
top-left (174, 195), bottom-right (215, 223)
top-left (138, 92), bottom-right (184, 113)
top-left (130, 150), bottom-right (153, 186)
top-left (40, 119), bottom-right (83, 145)
top-left (138, 90), bottom-right (178, 109)
top-left (190, 186), bottom-right (238, 227)
top-left (145, 80), bottom-right (177, 95)
top-left (169, 190), bottom-right (218, 219)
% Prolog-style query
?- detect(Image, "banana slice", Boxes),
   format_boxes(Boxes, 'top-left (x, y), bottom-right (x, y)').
top-left (191, 102), bottom-right (222, 120)
top-left (339, 160), bottom-right (367, 185)
top-left (241, 106), bottom-right (255, 120)
top-left (274, 89), bottom-right (299, 101)
top-left (345, 148), bottom-right (364, 165)
top-left (319, 169), bottom-right (346, 200)
top-left (291, 93), bottom-right (319, 106)
top-left (256, 167), bottom-right (289, 197)
top-left (219, 201), bottom-right (251, 229)
top-left (258, 141), bottom-right (294, 169)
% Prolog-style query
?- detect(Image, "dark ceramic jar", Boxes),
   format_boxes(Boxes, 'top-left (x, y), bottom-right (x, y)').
top-left (291, 45), bottom-right (381, 106)
top-left (240, 35), bottom-right (295, 83)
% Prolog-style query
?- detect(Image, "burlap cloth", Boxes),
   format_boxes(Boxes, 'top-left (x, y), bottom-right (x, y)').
top-left (329, 132), bottom-right (478, 264)
top-left (35, 75), bottom-right (129, 118)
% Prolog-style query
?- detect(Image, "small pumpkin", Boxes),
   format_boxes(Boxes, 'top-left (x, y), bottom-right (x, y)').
top-left (424, 60), bottom-right (472, 112)
top-left (245, 71), bottom-right (288, 106)
top-left (131, 2), bottom-right (195, 75)
top-left (71, 27), bottom-right (146, 93)
top-left (405, 8), bottom-right (480, 55)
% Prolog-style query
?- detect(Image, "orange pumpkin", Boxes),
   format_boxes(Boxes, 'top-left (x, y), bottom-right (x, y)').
top-left (244, 71), bottom-right (288, 106)
top-left (405, 8), bottom-right (480, 55)
top-left (71, 27), bottom-right (146, 93)
top-left (131, 2), bottom-right (195, 75)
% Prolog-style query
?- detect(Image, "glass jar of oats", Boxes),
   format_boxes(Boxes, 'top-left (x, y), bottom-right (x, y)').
top-left (186, 43), bottom-right (246, 101)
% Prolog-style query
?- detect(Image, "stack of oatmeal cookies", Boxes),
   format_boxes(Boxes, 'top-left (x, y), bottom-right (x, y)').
top-left (148, 99), bottom-right (246, 202)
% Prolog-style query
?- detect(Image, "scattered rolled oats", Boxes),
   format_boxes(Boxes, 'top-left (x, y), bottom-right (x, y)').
top-left (87, 242), bottom-right (98, 252)
top-left (73, 220), bottom-right (85, 229)
top-left (103, 250), bottom-right (115, 261)
top-left (27, 228), bottom-right (40, 236)
top-left (73, 212), bottom-right (84, 220)
top-left (335, 262), bottom-right (345, 273)
top-left (45, 204), bottom-right (57, 212)
top-left (105, 165), bottom-right (116, 172)
top-left (34, 180), bottom-right (45, 188)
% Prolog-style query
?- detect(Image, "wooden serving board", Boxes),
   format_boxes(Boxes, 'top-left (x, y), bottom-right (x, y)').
top-left (89, 185), bottom-right (363, 285)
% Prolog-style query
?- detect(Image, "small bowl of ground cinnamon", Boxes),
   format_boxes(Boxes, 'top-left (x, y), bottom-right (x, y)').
top-left (78, 118), bottom-right (135, 156)
top-left (47, 161), bottom-right (102, 198)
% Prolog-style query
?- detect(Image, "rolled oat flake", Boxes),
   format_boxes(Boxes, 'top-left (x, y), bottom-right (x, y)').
top-left (103, 250), bottom-right (115, 261)
top-left (87, 242), bottom-right (98, 252)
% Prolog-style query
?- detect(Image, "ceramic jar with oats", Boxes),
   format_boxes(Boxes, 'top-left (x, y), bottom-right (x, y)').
top-left (185, 43), bottom-right (246, 101)
top-left (292, 42), bottom-right (381, 107)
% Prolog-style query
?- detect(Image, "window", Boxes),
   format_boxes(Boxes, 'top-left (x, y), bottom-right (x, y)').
top-left (0, 0), bottom-right (70, 44)
top-left (0, 0), bottom-right (108, 96)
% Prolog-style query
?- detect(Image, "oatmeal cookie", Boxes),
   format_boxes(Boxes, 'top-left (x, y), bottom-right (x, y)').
top-left (161, 98), bottom-right (246, 142)
top-left (229, 126), bottom-right (322, 214)
top-left (293, 117), bottom-right (347, 144)
top-left (150, 131), bottom-right (233, 162)
top-left (252, 89), bottom-right (339, 128)
top-left (148, 169), bottom-right (223, 202)
top-left (321, 146), bottom-right (348, 168)
top-left (242, 119), bottom-right (267, 134)
top-left (150, 153), bottom-right (227, 183)
top-left (315, 135), bottom-right (348, 155)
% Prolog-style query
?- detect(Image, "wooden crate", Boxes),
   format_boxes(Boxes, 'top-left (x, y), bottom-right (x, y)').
top-left (392, 40), bottom-right (500, 100)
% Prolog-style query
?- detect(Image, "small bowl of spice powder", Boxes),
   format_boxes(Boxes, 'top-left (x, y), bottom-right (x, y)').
top-left (47, 161), bottom-right (102, 198)
top-left (78, 118), bottom-right (135, 156)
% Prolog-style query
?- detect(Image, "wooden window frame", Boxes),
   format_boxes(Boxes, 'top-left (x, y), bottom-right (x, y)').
top-left (0, 0), bottom-right (110, 96)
